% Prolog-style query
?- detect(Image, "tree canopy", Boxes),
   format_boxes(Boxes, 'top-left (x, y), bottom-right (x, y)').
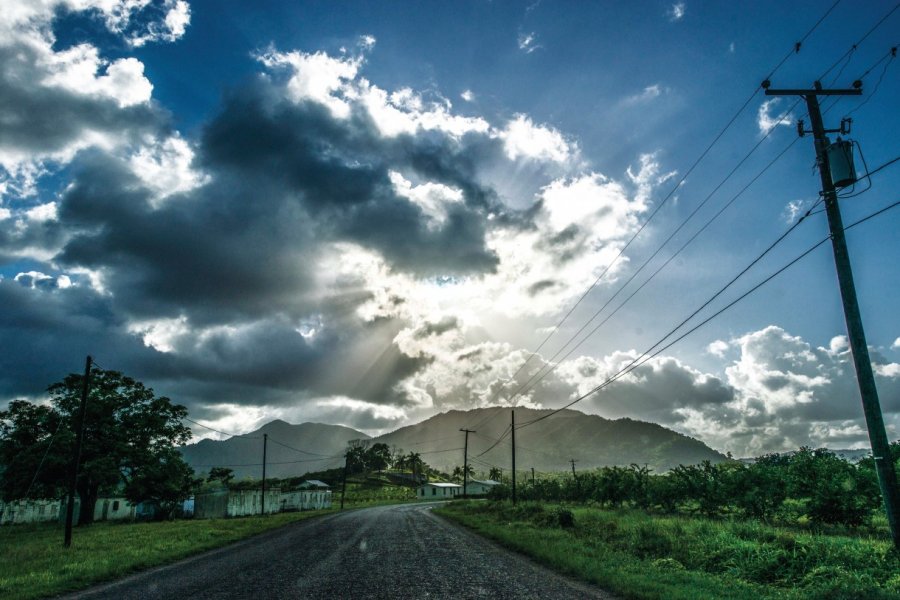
top-left (0, 367), bottom-right (194, 522)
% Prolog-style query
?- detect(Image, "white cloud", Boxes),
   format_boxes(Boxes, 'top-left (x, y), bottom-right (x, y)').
top-left (389, 171), bottom-right (464, 230)
top-left (707, 340), bottom-right (730, 357)
top-left (893, 338), bottom-right (900, 350)
top-left (257, 47), bottom-right (362, 118)
top-left (518, 32), bottom-right (540, 53)
top-left (757, 98), bottom-right (793, 135)
top-left (499, 115), bottom-right (573, 164)
top-left (25, 202), bottom-right (58, 222)
top-left (461, 89), bottom-right (474, 102)
top-left (624, 84), bottom-right (664, 104)
top-left (129, 134), bottom-right (209, 206)
top-left (669, 2), bottom-right (686, 21)
top-left (258, 45), bottom-right (490, 139)
top-left (729, 42), bottom-right (736, 53)
top-left (127, 315), bottom-right (190, 352)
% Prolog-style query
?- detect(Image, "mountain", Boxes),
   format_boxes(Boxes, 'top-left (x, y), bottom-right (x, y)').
top-left (372, 407), bottom-right (727, 473)
top-left (180, 420), bottom-right (368, 479)
top-left (180, 408), bottom-right (727, 480)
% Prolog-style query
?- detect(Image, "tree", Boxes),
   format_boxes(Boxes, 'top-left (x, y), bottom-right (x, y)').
top-left (365, 443), bottom-right (391, 473)
top-left (488, 467), bottom-right (502, 481)
top-left (0, 367), bottom-right (194, 524)
top-left (207, 467), bottom-right (235, 487)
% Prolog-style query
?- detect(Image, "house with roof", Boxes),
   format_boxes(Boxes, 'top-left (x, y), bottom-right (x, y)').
top-left (416, 482), bottom-right (461, 499)
top-left (465, 479), bottom-right (501, 496)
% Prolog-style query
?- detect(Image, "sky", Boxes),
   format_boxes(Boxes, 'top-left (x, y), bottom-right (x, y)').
top-left (1, 0), bottom-right (899, 457)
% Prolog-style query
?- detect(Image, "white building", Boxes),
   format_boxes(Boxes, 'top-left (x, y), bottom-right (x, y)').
top-left (416, 482), bottom-right (461, 499)
top-left (0, 498), bottom-right (63, 525)
top-left (93, 497), bottom-right (137, 521)
top-left (465, 480), bottom-right (501, 496)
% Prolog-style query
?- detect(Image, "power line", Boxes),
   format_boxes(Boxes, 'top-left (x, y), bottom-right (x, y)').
top-left (507, 120), bottom-right (805, 405)
top-left (267, 437), bottom-right (334, 458)
top-left (504, 14), bottom-right (900, 417)
top-left (517, 198), bottom-right (899, 431)
top-left (183, 417), bottom-right (261, 440)
top-left (459, 1), bottom-right (842, 434)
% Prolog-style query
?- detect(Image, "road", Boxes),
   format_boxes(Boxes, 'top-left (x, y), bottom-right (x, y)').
top-left (65, 502), bottom-right (616, 599)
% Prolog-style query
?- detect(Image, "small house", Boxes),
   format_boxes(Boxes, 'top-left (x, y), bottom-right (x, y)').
top-left (464, 480), bottom-right (501, 496)
top-left (416, 482), bottom-right (461, 499)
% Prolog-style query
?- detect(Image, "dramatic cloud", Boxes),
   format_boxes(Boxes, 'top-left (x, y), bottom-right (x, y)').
top-left (757, 98), bottom-right (793, 135)
top-left (0, 1), bottom-right (187, 197)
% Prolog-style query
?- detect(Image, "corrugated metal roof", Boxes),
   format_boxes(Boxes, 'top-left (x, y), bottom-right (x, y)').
top-left (420, 482), bottom-right (461, 488)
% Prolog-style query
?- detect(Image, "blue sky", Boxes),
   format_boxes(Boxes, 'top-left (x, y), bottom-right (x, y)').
top-left (1, 0), bottom-right (898, 457)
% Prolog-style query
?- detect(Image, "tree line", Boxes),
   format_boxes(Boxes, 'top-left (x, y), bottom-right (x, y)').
top-left (489, 446), bottom-right (899, 529)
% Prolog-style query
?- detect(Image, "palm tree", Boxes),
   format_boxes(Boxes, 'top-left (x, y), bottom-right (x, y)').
top-left (489, 467), bottom-right (502, 481)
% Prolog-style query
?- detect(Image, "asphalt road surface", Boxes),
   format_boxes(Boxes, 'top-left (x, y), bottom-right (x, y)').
top-left (64, 502), bottom-right (617, 599)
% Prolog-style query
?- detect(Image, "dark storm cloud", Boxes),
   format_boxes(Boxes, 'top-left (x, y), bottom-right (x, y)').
top-left (1, 67), bottom-right (530, 414)
top-left (0, 279), bottom-right (147, 399)
top-left (200, 84), bottom-right (502, 274)
top-left (0, 44), bottom-right (164, 164)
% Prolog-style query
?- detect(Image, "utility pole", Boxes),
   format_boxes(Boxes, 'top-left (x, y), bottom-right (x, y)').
top-left (766, 80), bottom-right (900, 549)
top-left (511, 410), bottom-right (517, 505)
top-left (64, 355), bottom-right (91, 548)
top-left (570, 459), bottom-right (577, 479)
top-left (531, 467), bottom-right (535, 488)
top-left (460, 428), bottom-right (475, 499)
top-left (261, 433), bottom-right (268, 516)
top-left (340, 454), bottom-right (348, 510)
top-left (570, 458), bottom-right (578, 496)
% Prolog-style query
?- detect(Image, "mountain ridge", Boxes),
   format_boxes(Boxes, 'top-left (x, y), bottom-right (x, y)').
top-left (180, 407), bottom-right (726, 479)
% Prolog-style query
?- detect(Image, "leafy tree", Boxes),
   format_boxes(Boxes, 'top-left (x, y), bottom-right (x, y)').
top-left (365, 443), bottom-right (392, 473)
top-left (0, 367), bottom-right (193, 524)
top-left (207, 467), bottom-right (235, 487)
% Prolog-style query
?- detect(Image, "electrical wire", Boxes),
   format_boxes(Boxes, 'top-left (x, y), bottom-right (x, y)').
top-left (845, 46), bottom-right (897, 118)
top-left (182, 416), bottom-right (262, 439)
top-left (517, 198), bottom-right (900, 431)
top-left (459, 1), bottom-right (843, 434)
top-left (267, 437), bottom-right (334, 458)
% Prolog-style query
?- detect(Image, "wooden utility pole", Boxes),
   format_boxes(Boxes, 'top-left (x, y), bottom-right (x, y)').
top-left (460, 428), bottom-right (475, 498)
top-left (261, 433), bottom-right (268, 516)
top-left (340, 455), bottom-right (348, 510)
top-left (511, 410), bottom-right (517, 505)
top-left (531, 467), bottom-right (535, 488)
top-left (64, 355), bottom-right (91, 548)
top-left (766, 80), bottom-right (900, 549)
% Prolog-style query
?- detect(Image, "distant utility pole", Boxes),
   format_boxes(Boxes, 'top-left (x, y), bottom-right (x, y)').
top-left (64, 355), bottom-right (92, 548)
top-left (570, 459), bottom-right (577, 479)
top-left (340, 454), bottom-right (348, 510)
top-left (511, 410), bottom-right (517, 505)
top-left (261, 433), bottom-right (268, 516)
top-left (531, 467), bottom-right (535, 488)
top-left (460, 428), bottom-right (475, 499)
top-left (766, 79), bottom-right (900, 549)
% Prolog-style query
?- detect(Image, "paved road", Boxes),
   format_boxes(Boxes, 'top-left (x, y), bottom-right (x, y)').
top-left (64, 503), bottom-right (616, 599)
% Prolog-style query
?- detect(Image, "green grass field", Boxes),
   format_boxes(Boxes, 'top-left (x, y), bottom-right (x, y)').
top-left (435, 501), bottom-right (900, 600)
top-left (0, 510), bottom-right (335, 600)
top-left (0, 477), bottom-right (421, 600)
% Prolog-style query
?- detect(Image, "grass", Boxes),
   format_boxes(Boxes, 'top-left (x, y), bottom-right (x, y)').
top-left (0, 509), bottom-right (335, 600)
top-left (435, 501), bottom-right (900, 600)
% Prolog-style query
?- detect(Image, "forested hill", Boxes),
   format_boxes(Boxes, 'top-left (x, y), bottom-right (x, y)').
top-left (371, 407), bottom-right (726, 473)
top-left (180, 408), bottom-right (726, 479)
top-left (180, 420), bottom-right (367, 479)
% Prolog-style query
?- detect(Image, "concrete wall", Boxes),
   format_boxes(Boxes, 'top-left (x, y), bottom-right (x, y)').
top-left (0, 499), bottom-right (63, 525)
top-left (279, 490), bottom-right (332, 511)
top-left (93, 497), bottom-right (137, 522)
top-left (417, 485), bottom-right (461, 499)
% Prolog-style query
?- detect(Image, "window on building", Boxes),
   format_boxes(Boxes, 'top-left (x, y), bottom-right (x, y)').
top-left (432, 488), bottom-right (436, 496)
top-left (112, 501), bottom-right (120, 511)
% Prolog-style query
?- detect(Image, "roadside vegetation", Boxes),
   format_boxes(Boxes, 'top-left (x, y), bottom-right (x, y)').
top-left (0, 509), bottom-right (335, 600)
top-left (437, 501), bottom-right (900, 600)
top-left (489, 445), bottom-right (900, 532)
